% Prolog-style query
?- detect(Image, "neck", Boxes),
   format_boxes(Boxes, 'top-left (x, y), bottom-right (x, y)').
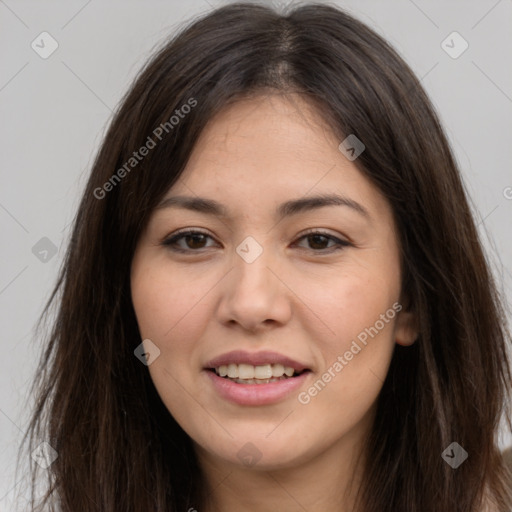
top-left (194, 424), bottom-right (369, 512)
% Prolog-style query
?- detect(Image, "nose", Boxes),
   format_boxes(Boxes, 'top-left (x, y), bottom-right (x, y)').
top-left (216, 246), bottom-right (292, 333)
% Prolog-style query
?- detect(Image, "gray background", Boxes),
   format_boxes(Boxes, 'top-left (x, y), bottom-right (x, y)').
top-left (1, 0), bottom-right (511, 508)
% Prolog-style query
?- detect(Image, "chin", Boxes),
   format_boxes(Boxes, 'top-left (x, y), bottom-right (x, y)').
top-left (196, 431), bottom-right (317, 471)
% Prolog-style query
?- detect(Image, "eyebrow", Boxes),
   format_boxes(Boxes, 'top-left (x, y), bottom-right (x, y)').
top-left (156, 193), bottom-right (370, 220)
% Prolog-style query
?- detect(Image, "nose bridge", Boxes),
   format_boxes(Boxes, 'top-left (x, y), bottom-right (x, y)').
top-left (218, 234), bottom-right (292, 329)
top-left (232, 234), bottom-right (274, 294)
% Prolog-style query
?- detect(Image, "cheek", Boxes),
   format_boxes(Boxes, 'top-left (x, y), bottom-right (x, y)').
top-left (305, 266), bottom-right (400, 346)
top-left (131, 258), bottom-right (212, 344)
top-left (130, 260), bottom-right (212, 421)
top-left (298, 268), bottom-right (399, 409)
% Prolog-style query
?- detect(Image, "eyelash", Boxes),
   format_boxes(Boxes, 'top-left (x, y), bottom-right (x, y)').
top-left (161, 229), bottom-right (351, 254)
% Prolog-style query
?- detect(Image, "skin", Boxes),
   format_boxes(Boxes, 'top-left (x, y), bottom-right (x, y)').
top-left (130, 93), bottom-right (418, 512)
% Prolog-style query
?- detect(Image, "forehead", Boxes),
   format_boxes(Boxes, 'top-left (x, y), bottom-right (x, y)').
top-left (186, 93), bottom-right (337, 174)
top-left (164, 94), bottom-right (390, 222)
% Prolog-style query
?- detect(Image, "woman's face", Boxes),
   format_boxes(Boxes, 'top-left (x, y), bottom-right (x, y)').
top-left (130, 93), bottom-right (416, 471)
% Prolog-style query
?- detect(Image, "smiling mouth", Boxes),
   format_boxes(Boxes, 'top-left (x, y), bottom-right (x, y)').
top-left (208, 363), bottom-right (310, 385)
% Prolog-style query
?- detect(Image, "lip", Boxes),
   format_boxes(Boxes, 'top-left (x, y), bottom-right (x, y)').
top-left (204, 350), bottom-right (311, 372)
top-left (204, 369), bottom-right (311, 406)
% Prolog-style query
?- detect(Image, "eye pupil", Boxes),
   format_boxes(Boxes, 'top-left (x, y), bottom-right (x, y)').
top-left (186, 233), bottom-right (207, 249)
top-left (308, 234), bottom-right (329, 250)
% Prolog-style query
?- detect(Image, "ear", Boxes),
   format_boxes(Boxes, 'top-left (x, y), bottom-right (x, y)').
top-left (394, 303), bottom-right (419, 347)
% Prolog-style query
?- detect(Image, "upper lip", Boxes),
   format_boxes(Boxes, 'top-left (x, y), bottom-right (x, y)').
top-left (204, 350), bottom-right (311, 372)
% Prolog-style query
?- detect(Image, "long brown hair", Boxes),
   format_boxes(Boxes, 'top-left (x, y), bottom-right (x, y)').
top-left (19, 2), bottom-right (512, 510)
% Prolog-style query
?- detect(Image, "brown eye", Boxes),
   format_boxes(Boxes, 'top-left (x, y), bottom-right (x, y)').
top-left (295, 231), bottom-right (351, 252)
top-left (162, 229), bottom-right (350, 254)
top-left (162, 230), bottom-right (217, 252)
top-left (306, 234), bottom-right (331, 250)
top-left (183, 233), bottom-right (208, 249)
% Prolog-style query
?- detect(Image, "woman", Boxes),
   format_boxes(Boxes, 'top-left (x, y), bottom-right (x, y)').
top-left (20, 2), bottom-right (512, 511)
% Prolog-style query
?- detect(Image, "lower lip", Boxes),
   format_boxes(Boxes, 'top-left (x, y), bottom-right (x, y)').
top-left (204, 370), bottom-right (311, 406)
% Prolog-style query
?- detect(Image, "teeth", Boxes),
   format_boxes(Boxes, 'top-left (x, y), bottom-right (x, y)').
top-left (214, 363), bottom-right (298, 379)
top-left (238, 364), bottom-right (254, 379)
top-left (271, 363), bottom-right (284, 377)
top-left (254, 364), bottom-right (272, 379)
top-left (227, 364), bottom-right (238, 378)
top-left (231, 376), bottom-right (288, 384)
